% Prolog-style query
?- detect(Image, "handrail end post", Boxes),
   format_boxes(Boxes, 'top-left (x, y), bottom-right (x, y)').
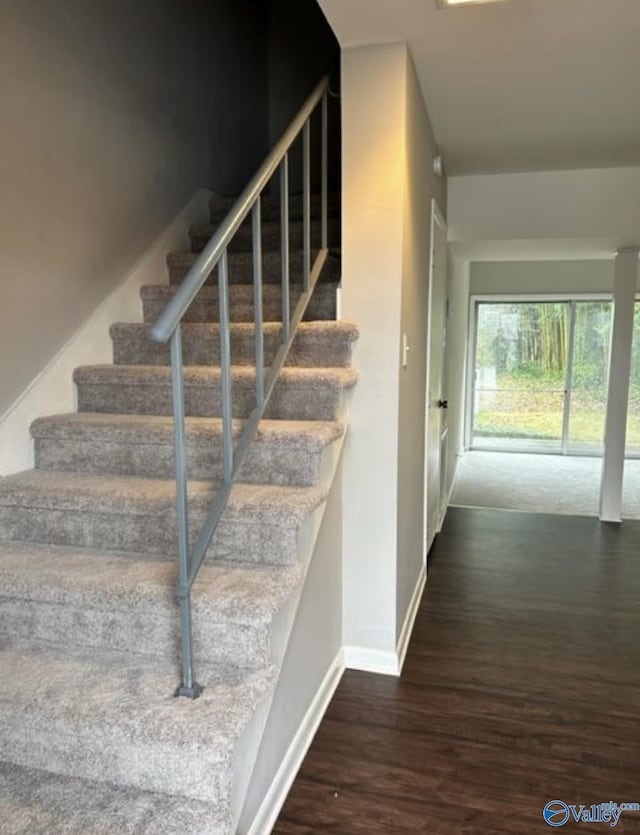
top-left (174, 584), bottom-right (202, 699)
top-left (174, 680), bottom-right (204, 700)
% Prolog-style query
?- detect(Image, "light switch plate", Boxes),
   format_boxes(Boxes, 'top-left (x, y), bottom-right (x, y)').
top-left (402, 333), bottom-right (410, 368)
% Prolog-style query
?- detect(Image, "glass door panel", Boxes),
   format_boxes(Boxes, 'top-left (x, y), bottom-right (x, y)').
top-left (627, 302), bottom-right (640, 455)
top-left (568, 301), bottom-right (612, 453)
top-left (472, 302), bottom-right (569, 450)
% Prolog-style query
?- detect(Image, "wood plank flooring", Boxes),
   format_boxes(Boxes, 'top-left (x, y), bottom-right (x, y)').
top-left (274, 507), bottom-right (640, 834)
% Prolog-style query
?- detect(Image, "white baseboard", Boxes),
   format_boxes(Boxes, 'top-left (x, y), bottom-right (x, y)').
top-left (246, 649), bottom-right (345, 835)
top-left (395, 564), bottom-right (426, 674)
top-left (599, 511), bottom-right (622, 523)
top-left (0, 189), bottom-right (211, 476)
top-left (343, 645), bottom-right (400, 676)
top-left (345, 564), bottom-right (426, 677)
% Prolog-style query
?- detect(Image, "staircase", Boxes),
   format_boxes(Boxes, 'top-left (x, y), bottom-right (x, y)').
top-left (0, 188), bottom-right (357, 832)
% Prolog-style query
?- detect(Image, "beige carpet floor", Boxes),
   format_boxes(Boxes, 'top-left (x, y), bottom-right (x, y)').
top-left (451, 451), bottom-right (640, 519)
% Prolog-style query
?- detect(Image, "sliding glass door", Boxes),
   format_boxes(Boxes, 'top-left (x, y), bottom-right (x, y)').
top-left (627, 302), bottom-right (640, 456)
top-left (568, 301), bottom-right (612, 452)
top-left (469, 298), bottom-right (614, 455)
top-left (471, 302), bottom-right (568, 450)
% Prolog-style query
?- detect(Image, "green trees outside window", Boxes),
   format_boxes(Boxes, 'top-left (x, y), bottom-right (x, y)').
top-left (472, 300), bottom-right (640, 453)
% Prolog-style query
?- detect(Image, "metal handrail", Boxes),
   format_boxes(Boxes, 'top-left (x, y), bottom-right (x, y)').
top-left (150, 75), bottom-right (332, 698)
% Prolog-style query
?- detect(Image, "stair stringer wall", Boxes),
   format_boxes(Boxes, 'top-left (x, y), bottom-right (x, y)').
top-left (230, 414), bottom-right (350, 834)
top-left (0, 189), bottom-right (211, 476)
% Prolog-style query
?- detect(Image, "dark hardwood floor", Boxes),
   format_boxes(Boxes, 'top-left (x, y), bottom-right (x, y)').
top-left (274, 507), bottom-right (640, 834)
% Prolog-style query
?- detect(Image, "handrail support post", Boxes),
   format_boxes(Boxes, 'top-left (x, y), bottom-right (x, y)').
top-left (281, 156), bottom-right (291, 343)
top-left (303, 120), bottom-right (311, 292)
top-left (171, 326), bottom-right (202, 699)
top-left (253, 199), bottom-right (265, 406)
top-left (321, 90), bottom-right (328, 250)
top-left (218, 250), bottom-right (234, 483)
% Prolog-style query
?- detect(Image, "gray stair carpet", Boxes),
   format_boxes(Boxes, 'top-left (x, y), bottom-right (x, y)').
top-left (0, 192), bottom-right (357, 832)
top-left (0, 763), bottom-right (231, 835)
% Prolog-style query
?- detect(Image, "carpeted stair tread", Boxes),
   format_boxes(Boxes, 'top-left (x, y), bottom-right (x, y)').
top-left (0, 762), bottom-right (230, 835)
top-left (0, 643), bottom-right (276, 803)
top-left (31, 412), bottom-right (343, 448)
top-left (31, 413), bottom-right (344, 484)
top-left (74, 363), bottom-right (357, 389)
top-left (73, 364), bottom-right (358, 421)
top-left (140, 282), bottom-right (338, 323)
top-left (110, 320), bottom-right (358, 367)
top-left (0, 542), bottom-right (300, 668)
top-left (166, 250), bottom-right (341, 285)
top-left (0, 470), bottom-right (327, 523)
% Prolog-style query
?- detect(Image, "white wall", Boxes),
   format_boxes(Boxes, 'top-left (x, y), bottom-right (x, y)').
top-left (341, 43), bottom-right (405, 658)
top-left (396, 55), bottom-right (447, 637)
top-left (341, 42), bottom-right (445, 666)
top-left (470, 260), bottom-right (617, 295)
top-left (448, 167), bottom-right (640, 247)
top-left (238, 459), bottom-right (344, 834)
top-left (0, 0), bottom-right (268, 416)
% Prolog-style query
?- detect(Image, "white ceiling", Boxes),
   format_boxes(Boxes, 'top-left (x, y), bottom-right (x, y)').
top-left (318, 0), bottom-right (640, 175)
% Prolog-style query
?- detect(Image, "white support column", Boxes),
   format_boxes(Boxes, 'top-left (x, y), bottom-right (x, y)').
top-left (599, 248), bottom-right (639, 522)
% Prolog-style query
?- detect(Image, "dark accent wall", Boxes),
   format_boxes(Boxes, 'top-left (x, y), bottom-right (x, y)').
top-left (268, 0), bottom-right (340, 191)
top-left (0, 0), bottom-right (269, 414)
top-left (0, 0), bottom-right (340, 416)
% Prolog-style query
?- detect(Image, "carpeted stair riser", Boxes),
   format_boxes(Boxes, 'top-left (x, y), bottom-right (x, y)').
top-left (2, 597), bottom-right (269, 673)
top-left (32, 415), bottom-right (344, 485)
top-left (0, 762), bottom-right (231, 835)
top-left (141, 282), bottom-right (337, 324)
top-left (0, 504), bottom-right (303, 565)
top-left (189, 219), bottom-right (339, 254)
top-left (0, 544), bottom-right (299, 670)
top-left (110, 322), bottom-right (357, 368)
top-left (74, 366), bottom-right (357, 422)
top-left (0, 645), bottom-right (276, 805)
top-left (0, 694), bottom-right (233, 808)
top-left (0, 473), bottom-right (327, 565)
top-left (167, 251), bottom-right (341, 286)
